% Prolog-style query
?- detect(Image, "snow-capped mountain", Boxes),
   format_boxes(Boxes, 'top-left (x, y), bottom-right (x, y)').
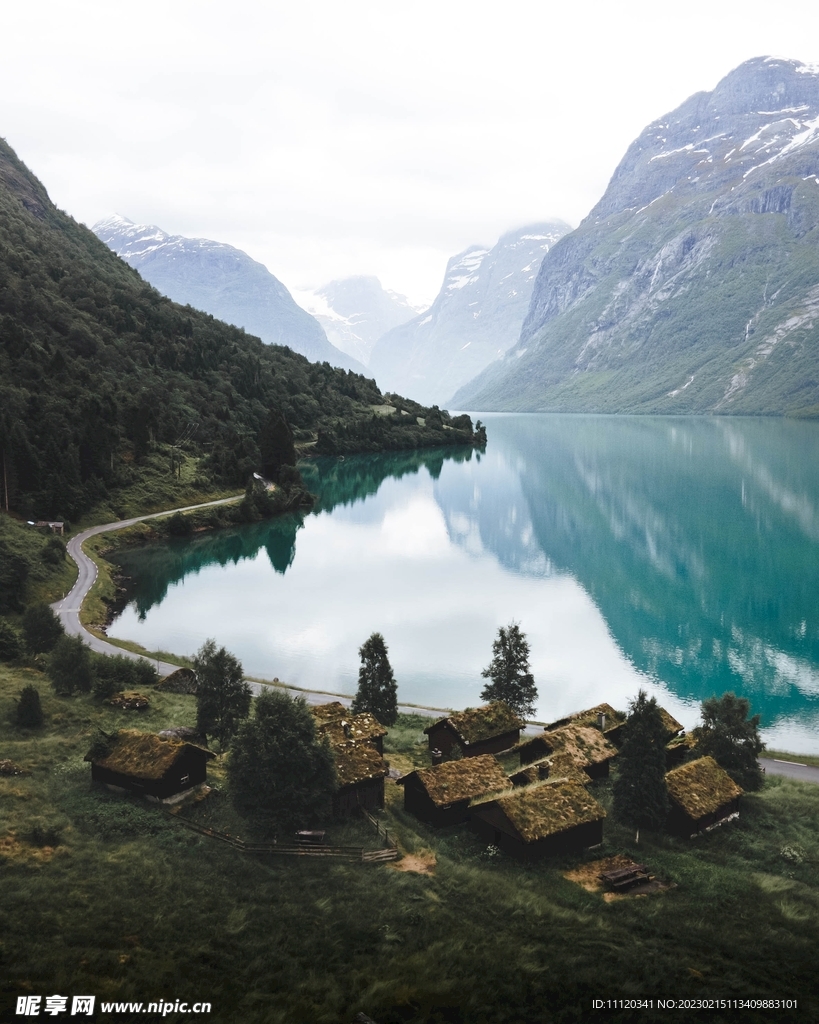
top-left (294, 276), bottom-right (422, 365)
top-left (367, 222), bottom-right (571, 406)
top-left (455, 57), bottom-right (819, 415)
top-left (93, 216), bottom-right (364, 372)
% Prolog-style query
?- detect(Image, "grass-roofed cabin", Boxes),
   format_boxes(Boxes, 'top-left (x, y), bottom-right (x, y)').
top-left (423, 702), bottom-right (523, 759)
top-left (518, 724), bottom-right (618, 780)
top-left (470, 781), bottom-right (606, 861)
top-left (510, 752), bottom-right (589, 788)
top-left (543, 703), bottom-right (626, 743)
top-left (665, 731), bottom-right (697, 769)
top-left (311, 702), bottom-right (388, 754)
top-left (85, 730), bottom-right (215, 804)
top-left (665, 756), bottom-right (743, 837)
top-left (332, 741), bottom-right (389, 816)
top-left (397, 754), bottom-right (512, 827)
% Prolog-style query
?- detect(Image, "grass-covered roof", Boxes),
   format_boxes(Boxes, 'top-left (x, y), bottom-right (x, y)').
top-left (317, 711), bottom-right (387, 748)
top-left (425, 702), bottom-right (523, 746)
top-left (332, 741), bottom-right (388, 788)
top-left (665, 756), bottom-right (743, 819)
top-left (310, 702), bottom-right (348, 725)
top-left (84, 730), bottom-right (214, 780)
top-left (474, 781), bottom-right (606, 842)
top-left (405, 754), bottom-right (512, 806)
top-left (535, 723), bottom-right (618, 768)
top-left (547, 702), bottom-right (627, 735)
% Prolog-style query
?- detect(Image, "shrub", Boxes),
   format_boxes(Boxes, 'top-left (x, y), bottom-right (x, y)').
top-left (48, 634), bottom-right (93, 695)
top-left (0, 618), bottom-right (24, 661)
top-left (16, 684), bottom-right (44, 727)
top-left (40, 536), bottom-right (67, 565)
top-left (22, 602), bottom-right (64, 654)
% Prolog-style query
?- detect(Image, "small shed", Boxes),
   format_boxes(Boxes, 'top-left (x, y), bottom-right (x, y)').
top-left (470, 780), bottom-right (606, 860)
top-left (518, 723), bottom-right (618, 779)
top-left (398, 754), bottom-right (512, 827)
top-left (423, 702), bottom-right (524, 759)
top-left (84, 730), bottom-right (215, 803)
top-left (332, 741), bottom-right (389, 817)
top-left (665, 756), bottom-right (743, 837)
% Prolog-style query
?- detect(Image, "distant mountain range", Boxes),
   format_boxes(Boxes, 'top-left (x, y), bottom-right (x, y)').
top-left (94, 215), bottom-right (364, 373)
top-left (368, 222), bottom-right (571, 406)
top-left (294, 276), bottom-right (422, 366)
top-left (454, 57), bottom-right (819, 415)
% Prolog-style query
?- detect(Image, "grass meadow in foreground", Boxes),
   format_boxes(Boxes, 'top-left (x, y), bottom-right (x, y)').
top-left (1, 670), bottom-right (818, 1024)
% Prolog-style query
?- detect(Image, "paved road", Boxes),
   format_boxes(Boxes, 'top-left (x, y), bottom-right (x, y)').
top-left (49, 497), bottom-right (459, 717)
top-left (760, 757), bottom-right (819, 785)
top-left (52, 496), bottom-right (243, 677)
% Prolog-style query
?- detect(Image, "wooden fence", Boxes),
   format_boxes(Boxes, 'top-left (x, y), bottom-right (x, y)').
top-left (166, 811), bottom-right (399, 863)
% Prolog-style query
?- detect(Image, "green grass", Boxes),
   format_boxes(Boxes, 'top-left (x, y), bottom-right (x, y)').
top-left (1, 666), bottom-right (817, 1023)
top-left (763, 749), bottom-right (819, 768)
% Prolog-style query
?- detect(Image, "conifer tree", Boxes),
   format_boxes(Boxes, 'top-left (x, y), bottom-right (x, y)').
top-left (612, 690), bottom-right (670, 830)
top-left (352, 632), bottom-right (398, 726)
top-left (194, 639), bottom-right (252, 749)
top-left (693, 691), bottom-right (764, 791)
top-left (480, 622), bottom-right (537, 719)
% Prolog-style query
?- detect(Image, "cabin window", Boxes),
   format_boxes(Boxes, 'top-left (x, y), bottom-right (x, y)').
top-left (180, 774), bottom-right (190, 785)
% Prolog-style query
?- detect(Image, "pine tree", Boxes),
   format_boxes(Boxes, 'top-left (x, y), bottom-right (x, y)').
top-left (693, 692), bottom-right (764, 791)
top-left (612, 690), bottom-right (670, 830)
top-left (352, 632), bottom-right (398, 726)
top-left (194, 638), bottom-right (252, 749)
top-left (228, 689), bottom-right (336, 830)
top-left (16, 684), bottom-right (44, 728)
top-left (480, 622), bottom-right (537, 719)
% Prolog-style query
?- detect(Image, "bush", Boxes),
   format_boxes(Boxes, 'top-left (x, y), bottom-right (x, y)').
top-left (16, 684), bottom-right (44, 727)
top-left (22, 602), bottom-right (64, 654)
top-left (48, 634), bottom-right (93, 695)
top-left (166, 512), bottom-right (193, 537)
top-left (40, 536), bottom-right (66, 565)
top-left (91, 653), bottom-right (158, 699)
top-left (228, 689), bottom-right (336, 830)
top-left (0, 618), bottom-right (24, 661)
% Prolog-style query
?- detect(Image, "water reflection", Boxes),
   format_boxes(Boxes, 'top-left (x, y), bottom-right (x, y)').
top-left (109, 417), bottom-right (819, 751)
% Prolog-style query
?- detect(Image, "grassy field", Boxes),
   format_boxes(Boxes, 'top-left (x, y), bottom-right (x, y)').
top-left (1, 670), bottom-right (817, 1024)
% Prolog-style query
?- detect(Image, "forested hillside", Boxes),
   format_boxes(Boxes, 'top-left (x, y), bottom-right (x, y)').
top-left (0, 139), bottom-right (481, 522)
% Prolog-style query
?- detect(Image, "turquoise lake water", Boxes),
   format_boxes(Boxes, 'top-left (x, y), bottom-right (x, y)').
top-left (108, 414), bottom-right (819, 753)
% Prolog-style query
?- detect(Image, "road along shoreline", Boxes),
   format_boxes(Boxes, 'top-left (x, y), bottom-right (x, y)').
top-left (49, 496), bottom-right (451, 716)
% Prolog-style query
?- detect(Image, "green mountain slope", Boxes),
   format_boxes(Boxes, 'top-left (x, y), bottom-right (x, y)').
top-left (454, 57), bottom-right (819, 415)
top-left (0, 139), bottom-right (481, 521)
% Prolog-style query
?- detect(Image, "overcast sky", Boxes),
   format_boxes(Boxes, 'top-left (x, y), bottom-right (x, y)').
top-left (3, 1), bottom-right (819, 305)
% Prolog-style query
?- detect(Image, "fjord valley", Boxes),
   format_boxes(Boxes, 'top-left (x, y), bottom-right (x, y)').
top-left (454, 57), bottom-right (819, 415)
top-left (0, 137), bottom-right (484, 527)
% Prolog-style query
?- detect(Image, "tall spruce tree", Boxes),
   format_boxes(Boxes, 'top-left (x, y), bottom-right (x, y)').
top-left (612, 690), bottom-right (670, 830)
top-left (352, 632), bottom-right (398, 726)
top-left (693, 692), bottom-right (764, 791)
top-left (480, 622), bottom-right (537, 719)
top-left (16, 684), bottom-right (44, 728)
top-left (194, 639), bottom-right (252, 749)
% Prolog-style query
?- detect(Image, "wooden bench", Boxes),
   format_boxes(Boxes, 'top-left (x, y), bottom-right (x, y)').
top-left (599, 862), bottom-right (650, 891)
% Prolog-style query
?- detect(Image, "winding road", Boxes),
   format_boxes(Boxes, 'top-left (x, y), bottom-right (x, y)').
top-left (48, 496), bottom-right (449, 714)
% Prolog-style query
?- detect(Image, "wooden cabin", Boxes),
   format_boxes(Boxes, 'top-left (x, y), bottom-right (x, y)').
top-left (84, 730), bottom-right (215, 804)
top-left (423, 702), bottom-right (524, 759)
top-left (665, 731), bottom-right (696, 769)
top-left (518, 723), bottom-right (618, 779)
top-left (665, 756), bottom-right (743, 837)
top-left (397, 754), bottom-right (512, 827)
top-left (311, 702), bottom-right (387, 753)
top-left (470, 780), bottom-right (606, 861)
top-left (544, 702), bottom-right (626, 743)
top-left (332, 741), bottom-right (389, 816)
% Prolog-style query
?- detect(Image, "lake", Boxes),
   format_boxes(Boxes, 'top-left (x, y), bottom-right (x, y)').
top-left (108, 414), bottom-right (819, 753)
